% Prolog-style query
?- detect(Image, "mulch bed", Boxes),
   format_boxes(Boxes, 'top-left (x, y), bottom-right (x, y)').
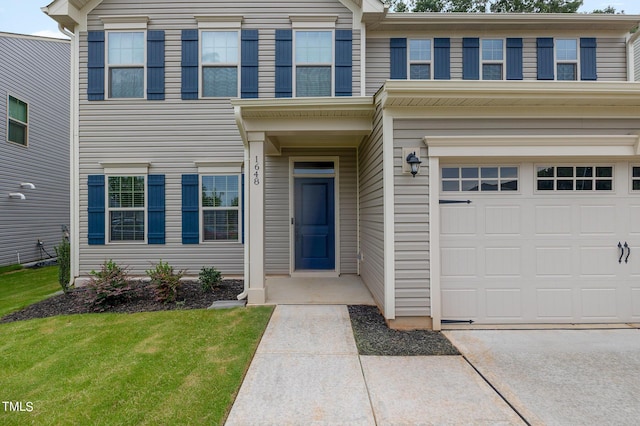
top-left (0, 280), bottom-right (244, 324)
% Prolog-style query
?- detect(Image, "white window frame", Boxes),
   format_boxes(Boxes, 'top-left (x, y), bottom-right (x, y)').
top-left (106, 175), bottom-right (148, 244)
top-left (630, 164), bottom-right (640, 192)
top-left (407, 38), bottom-right (433, 80)
top-left (481, 39), bottom-right (505, 81)
top-left (440, 165), bottom-right (520, 193)
top-left (199, 30), bottom-right (241, 98)
top-left (105, 30), bottom-right (147, 99)
top-left (7, 94), bottom-right (28, 147)
top-left (292, 29), bottom-right (335, 98)
top-left (534, 164), bottom-right (614, 193)
top-left (555, 38), bottom-right (579, 81)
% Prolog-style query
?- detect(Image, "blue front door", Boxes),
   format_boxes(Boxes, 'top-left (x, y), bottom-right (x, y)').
top-left (294, 178), bottom-right (335, 270)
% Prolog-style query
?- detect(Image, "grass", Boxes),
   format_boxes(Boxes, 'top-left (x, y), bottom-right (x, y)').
top-left (0, 307), bottom-right (273, 425)
top-left (0, 266), bottom-right (59, 317)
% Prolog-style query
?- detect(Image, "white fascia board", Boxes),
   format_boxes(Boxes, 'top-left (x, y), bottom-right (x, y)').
top-left (99, 161), bottom-right (150, 175)
top-left (195, 15), bottom-right (243, 29)
top-left (101, 16), bottom-right (149, 30)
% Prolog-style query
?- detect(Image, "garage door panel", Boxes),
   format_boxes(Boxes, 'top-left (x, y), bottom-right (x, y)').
top-left (442, 289), bottom-right (477, 318)
top-left (579, 205), bottom-right (616, 235)
top-left (441, 206), bottom-right (476, 235)
top-left (536, 289), bottom-right (573, 319)
top-left (535, 206), bottom-right (572, 235)
top-left (485, 206), bottom-right (521, 235)
top-left (485, 289), bottom-right (522, 319)
top-left (628, 206), bottom-right (640, 235)
top-left (579, 247), bottom-right (618, 277)
top-left (441, 247), bottom-right (476, 277)
top-left (485, 247), bottom-right (521, 276)
top-left (631, 289), bottom-right (640, 317)
top-left (581, 289), bottom-right (617, 319)
top-left (536, 247), bottom-right (572, 276)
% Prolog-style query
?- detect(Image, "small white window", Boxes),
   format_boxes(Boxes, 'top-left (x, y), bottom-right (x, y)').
top-left (556, 39), bottom-right (578, 81)
top-left (107, 32), bottom-right (145, 98)
top-left (536, 166), bottom-right (612, 191)
top-left (441, 166), bottom-right (518, 192)
top-left (409, 39), bottom-right (431, 80)
top-left (482, 39), bottom-right (504, 80)
top-left (201, 175), bottom-right (241, 241)
top-left (7, 95), bottom-right (28, 146)
top-left (201, 31), bottom-right (239, 97)
top-left (108, 176), bottom-right (146, 241)
top-left (632, 166), bottom-right (640, 191)
top-left (295, 31), bottom-right (333, 97)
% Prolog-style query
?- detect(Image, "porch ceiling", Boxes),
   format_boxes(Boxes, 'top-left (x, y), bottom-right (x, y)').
top-left (232, 97), bottom-right (375, 154)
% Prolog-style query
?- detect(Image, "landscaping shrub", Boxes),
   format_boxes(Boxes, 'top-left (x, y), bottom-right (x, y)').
top-left (55, 236), bottom-right (71, 293)
top-left (86, 260), bottom-right (135, 309)
top-left (146, 260), bottom-right (184, 303)
top-left (199, 266), bottom-right (222, 292)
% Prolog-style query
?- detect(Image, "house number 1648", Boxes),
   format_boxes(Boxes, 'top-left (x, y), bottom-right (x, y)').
top-left (253, 156), bottom-right (260, 185)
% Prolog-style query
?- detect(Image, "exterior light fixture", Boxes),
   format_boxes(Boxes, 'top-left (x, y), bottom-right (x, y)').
top-left (405, 152), bottom-right (422, 177)
top-left (20, 183), bottom-right (36, 190)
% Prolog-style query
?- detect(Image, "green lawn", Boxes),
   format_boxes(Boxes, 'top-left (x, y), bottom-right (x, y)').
top-left (0, 266), bottom-right (59, 317)
top-left (0, 307), bottom-right (273, 425)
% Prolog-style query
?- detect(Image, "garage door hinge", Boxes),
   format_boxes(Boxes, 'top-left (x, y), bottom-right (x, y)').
top-left (441, 319), bottom-right (475, 324)
top-left (439, 200), bottom-right (472, 204)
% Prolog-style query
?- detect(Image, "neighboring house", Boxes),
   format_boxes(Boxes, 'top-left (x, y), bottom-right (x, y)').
top-left (0, 32), bottom-right (70, 267)
top-left (44, 0), bottom-right (640, 329)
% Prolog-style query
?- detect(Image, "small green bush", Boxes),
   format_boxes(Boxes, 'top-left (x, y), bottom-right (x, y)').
top-left (86, 260), bottom-right (135, 309)
top-left (199, 266), bottom-right (222, 292)
top-left (146, 260), bottom-right (184, 303)
top-left (55, 236), bottom-right (71, 293)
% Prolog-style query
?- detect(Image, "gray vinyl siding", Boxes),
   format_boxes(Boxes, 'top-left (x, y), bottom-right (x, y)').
top-left (597, 37), bottom-right (627, 81)
top-left (0, 34), bottom-right (70, 267)
top-left (366, 38), bottom-right (389, 96)
top-left (264, 148), bottom-right (358, 275)
top-left (78, 0), bottom-right (357, 276)
top-left (358, 103), bottom-right (384, 308)
top-left (393, 135), bottom-right (430, 317)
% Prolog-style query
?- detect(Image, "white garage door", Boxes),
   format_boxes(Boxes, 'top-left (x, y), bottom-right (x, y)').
top-left (440, 161), bottom-right (640, 324)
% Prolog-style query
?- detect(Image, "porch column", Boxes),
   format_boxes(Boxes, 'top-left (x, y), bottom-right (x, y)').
top-left (247, 132), bottom-right (266, 304)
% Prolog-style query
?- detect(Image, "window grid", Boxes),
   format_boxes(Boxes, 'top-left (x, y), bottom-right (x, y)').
top-left (481, 39), bottom-right (504, 80)
top-left (631, 166), bottom-right (640, 191)
top-left (7, 95), bottom-right (28, 146)
top-left (294, 30), bottom-right (333, 97)
top-left (107, 31), bottom-right (145, 99)
top-left (556, 39), bottom-right (578, 81)
top-left (107, 176), bottom-right (146, 242)
top-left (441, 166), bottom-right (518, 192)
top-left (201, 31), bottom-right (239, 98)
top-left (408, 39), bottom-right (432, 80)
top-left (201, 175), bottom-right (240, 241)
top-left (536, 166), bottom-right (613, 192)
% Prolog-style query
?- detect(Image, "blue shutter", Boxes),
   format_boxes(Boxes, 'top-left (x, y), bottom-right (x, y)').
top-left (434, 38), bottom-right (450, 80)
top-left (87, 31), bottom-right (105, 101)
top-left (147, 175), bottom-right (165, 244)
top-left (580, 38), bottom-right (597, 81)
top-left (275, 29), bottom-right (292, 98)
top-left (462, 38), bottom-right (480, 80)
top-left (506, 38), bottom-right (523, 80)
top-left (88, 175), bottom-right (105, 245)
top-left (390, 38), bottom-right (407, 80)
top-left (241, 29), bottom-right (259, 98)
top-left (182, 174), bottom-right (199, 244)
top-left (241, 173), bottom-right (245, 245)
top-left (181, 30), bottom-right (199, 100)
top-left (335, 29), bottom-right (352, 96)
top-left (537, 37), bottom-right (554, 80)
top-left (147, 30), bottom-right (165, 100)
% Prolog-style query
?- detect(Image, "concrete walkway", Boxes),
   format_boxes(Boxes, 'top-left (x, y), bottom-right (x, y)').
top-left (225, 305), bottom-right (523, 425)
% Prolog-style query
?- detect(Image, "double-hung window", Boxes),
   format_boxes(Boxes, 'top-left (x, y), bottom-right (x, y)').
top-left (409, 39), bottom-right (431, 80)
top-left (107, 32), bottom-right (145, 98)
top-left (482, 39), bottom-right (504, 80)
top-left (7, 95), bottom-right (28, 146)
top-left (201, 31), bottom-right (239, 97)
top-left (295, 31), bottom-right (333, 97)
top-left (108, 176), bottom-right (146, 241)
top-left (556, 39), bottom-right (578, 81)
top-left (202, 175), bottom-right (240, 241)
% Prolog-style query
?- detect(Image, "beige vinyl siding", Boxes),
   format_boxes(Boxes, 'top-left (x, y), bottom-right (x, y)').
top-left (366, 38), bottom-right (389, 96)
top-left (392, 135), bottom-right (429, 317)
top-left (264, 148), bottom-right (358, 275)
top-left (358, 103), bottom-right (384, 308)
top-left (523, 38), bottom-right (537, 80)
top-left (636, 39), bottom-right (640, 81)
top-left (0, 34), bottom-right (70, 267)
top-left (597, 37), bottom-right (627, 81)
top-left (450, 38), bottom-right (463, 80)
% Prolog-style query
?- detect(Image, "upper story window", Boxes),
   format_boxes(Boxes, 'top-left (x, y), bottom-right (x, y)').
top-left (556, 39), bottom-right (578, 81)
top-left (107, 32), bottom-right (145, 98)
top-left (409, 39), bottom-right (431, 80)
top-left (201, 31), bottom-right (239, 97)
top-left (482, 39), bottom-right (504, 80)
top-left (7, 95), bottom-right (28, 146)
top-left (295, 30), bottom-right (333, 97)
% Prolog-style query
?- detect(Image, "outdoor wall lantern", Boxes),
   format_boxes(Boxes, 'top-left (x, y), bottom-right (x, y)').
top-left (405, 151), bottom-right (422, 177)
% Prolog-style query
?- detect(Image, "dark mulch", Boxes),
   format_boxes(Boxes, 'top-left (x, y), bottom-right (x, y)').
top-left (0, 280), bottom-right (244, 324)
top-left (348, 305), bottom-right (460, 356)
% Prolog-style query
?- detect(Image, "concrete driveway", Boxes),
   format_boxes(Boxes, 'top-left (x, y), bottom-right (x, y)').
top-left (444, 329), bottom-right (640, 426)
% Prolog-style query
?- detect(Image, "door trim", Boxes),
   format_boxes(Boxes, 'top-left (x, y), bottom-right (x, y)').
top-left (289, 156), bottom-right (340, 275)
